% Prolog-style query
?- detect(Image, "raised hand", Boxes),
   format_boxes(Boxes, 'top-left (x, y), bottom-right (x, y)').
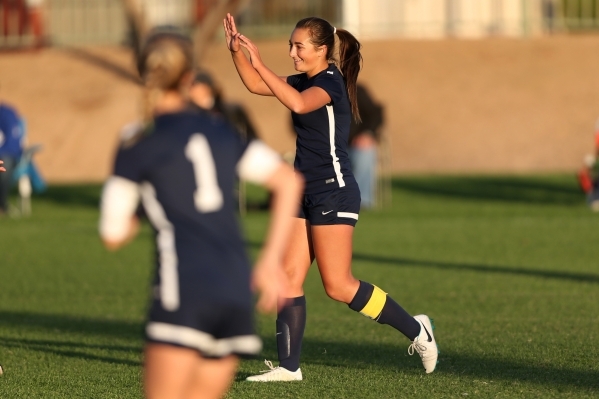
top-left (238, 34), bottom-right (264, 69)
top-left (251, 252), bottom-right (290, 314)
top-left (0, 160), bottom-right (5, 173)
top-left (223, 13), bottom-right (241, 53)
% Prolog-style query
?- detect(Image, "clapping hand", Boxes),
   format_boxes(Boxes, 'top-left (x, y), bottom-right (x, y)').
top-left (223, 13), bottom-right (241, 53)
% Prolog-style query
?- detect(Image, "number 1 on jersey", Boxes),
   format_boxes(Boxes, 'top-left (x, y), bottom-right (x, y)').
top-left (185, 134), bottom-right (224, 213)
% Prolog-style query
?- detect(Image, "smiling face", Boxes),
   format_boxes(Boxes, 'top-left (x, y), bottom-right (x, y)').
top-left (289, 28), bottom-right (328, 76)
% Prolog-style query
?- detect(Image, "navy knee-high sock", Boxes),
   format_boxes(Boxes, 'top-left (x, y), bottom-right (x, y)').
top-left (348, 280), bottom-right (421, 340)
top-left (277, 296), bottom-right (306, 372)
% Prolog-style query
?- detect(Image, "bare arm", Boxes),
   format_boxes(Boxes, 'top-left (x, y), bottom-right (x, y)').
top-left (224, 13), bottom-right (285, 96)
top-left (252, 164), bottom-right (304, 312)
top-left (237, 141), bottom-right (304, 313)
top-left (236, 30), bottom-right (332, 114)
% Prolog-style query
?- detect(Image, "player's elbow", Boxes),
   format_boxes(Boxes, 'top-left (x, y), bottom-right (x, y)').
top-left (248, 86), bottom-right (261, 94)
top-left (290, 104), bottom-right (308, 114)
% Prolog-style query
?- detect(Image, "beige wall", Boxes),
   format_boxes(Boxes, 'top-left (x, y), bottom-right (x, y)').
top-left (1, 35), bottom-right (598, 182)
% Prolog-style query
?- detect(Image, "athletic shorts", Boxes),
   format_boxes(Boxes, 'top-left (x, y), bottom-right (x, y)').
top-left (145, 297), bottom-right (261, 359)
top-left (298, 182), bottom-right (361, 226)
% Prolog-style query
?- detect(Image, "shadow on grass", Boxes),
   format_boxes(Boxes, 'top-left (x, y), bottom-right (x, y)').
top-left (0, 310), bottom-right (143, 340)
top-left (1, 337), bottom-right (140, 367)
top-left (246, 241), bottom-right (599, 284)
top-left (393, 176), bottom-right (583, 205)
top-left (0, 311), bottom-right (143, 366)
top-left (2, 311), bottom-right (597, 391)
top-left (39, 184), bottom-right (103, 208)
top-left (250, 337), bottom-right (599, 391)
top-left (352, 253), bottom-right (599, 284)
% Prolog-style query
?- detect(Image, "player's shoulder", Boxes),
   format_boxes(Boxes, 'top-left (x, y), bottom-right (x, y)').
top-left (314, 64), bottom-right (342, 82)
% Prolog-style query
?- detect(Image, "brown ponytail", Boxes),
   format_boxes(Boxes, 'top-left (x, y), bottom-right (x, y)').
top-left (335, 28), bottom-right (362, 123)
top-left (295, 17), bottom-right (363, 122)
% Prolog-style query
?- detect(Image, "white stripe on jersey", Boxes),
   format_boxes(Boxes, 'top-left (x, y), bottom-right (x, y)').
top-left (337, 212), bottom-right (359, 220)
top-left (140, 182), bottom-right (180, 312)
top-left (99, 176), bottom-right (140, 242)
top-left (146, 322), bottom-right (262, 357)
top-left (326, 105), bottom-right (345, 188)
top-left (237, 140), bottom-right (283, 184)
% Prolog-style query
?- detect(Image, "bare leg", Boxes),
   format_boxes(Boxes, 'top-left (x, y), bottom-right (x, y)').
top-left (312, 224), bottom-right (422, 341)
top-left (184, 355), bottom-right (238, 399)
top-left (311, 224), bottom-right (360, 303)
top-left (282, 218), bottom-right (314, 297)
top-left (144, 343), bottom-right (238, 399)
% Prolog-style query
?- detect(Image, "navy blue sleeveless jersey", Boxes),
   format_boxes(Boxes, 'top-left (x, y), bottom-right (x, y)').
top-left (287, 63), bottom-right (355, 194)
top-left (113, 108), bottom-right (252, 307)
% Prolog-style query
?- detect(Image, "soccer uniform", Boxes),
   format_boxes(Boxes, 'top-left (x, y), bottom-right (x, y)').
top-left (287, 63), bottom-right (360, 226)
top-left (99, 106), bottom-right (282, 358)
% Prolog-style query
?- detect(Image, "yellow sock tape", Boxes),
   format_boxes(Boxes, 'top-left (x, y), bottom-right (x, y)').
top-left (360, 285), bottom-right (387, 320)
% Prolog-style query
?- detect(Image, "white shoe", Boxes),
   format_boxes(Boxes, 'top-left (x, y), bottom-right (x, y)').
top-left (408, 314), bottom-right (439, 373)
top-left (246, 359), bottom-right (303, 382)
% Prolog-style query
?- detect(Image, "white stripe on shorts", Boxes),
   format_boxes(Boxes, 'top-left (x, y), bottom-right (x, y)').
top-left (146, 322), bottom-right (262, 357)
top-left (337, 212), bottom-right (359, 220)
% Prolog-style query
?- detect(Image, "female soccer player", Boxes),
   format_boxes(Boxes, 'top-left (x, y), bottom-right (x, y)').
top-left (99, 30), bottom-right (303, 399)
top-left (224, 14), bottom-right (439, 380)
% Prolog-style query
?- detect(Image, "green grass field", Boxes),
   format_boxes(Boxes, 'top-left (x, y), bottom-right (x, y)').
top-left (0, 175), bottom-right (598, 398)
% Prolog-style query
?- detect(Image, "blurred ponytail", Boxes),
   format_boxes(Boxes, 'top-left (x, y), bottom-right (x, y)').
top-left (137, 30), bottom-right (194, 123)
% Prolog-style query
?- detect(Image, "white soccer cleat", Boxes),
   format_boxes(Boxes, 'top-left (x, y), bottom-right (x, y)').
top-left (408, 314), bottom-right (439, 374)
top-left (246, 359), bottom-right (303, 382)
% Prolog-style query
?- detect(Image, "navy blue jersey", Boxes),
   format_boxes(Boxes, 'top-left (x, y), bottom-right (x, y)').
top-left (112, 108), bottom-right (252, 308)
top-left (0, 104), bottom-right (25, 158)
top-left (287, 64), bottom-right (354, 194)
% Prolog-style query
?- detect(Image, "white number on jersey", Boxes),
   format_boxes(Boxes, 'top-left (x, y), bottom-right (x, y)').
top-left (184, 134), bottom-right (224, 213)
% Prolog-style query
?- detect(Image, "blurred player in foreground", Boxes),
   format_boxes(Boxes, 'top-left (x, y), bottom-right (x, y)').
top-left (99, 29), bottom-right (303, 399)
top-left (224, 14), bottom-right (438, 381)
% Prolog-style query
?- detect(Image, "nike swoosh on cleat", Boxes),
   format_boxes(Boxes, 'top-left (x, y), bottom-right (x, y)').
top-left (423, 326), bottom-right (433, 342)
top-left (322, 210), bottom-right (334, 215)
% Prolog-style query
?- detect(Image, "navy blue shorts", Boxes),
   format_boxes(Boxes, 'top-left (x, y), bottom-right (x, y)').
top-left (145, 297), bottom-right (261, 359)
top-left (298, 182), bottom-right (361, 226)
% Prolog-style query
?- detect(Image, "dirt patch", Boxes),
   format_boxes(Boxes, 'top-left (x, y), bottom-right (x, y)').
top-left (1, 35), bottom-right (598, 182)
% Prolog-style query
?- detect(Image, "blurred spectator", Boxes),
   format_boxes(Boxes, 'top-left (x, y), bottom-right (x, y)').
top-left (0, 99), bottom-right (25, 215)
top-left (189, 71), bottom-right (258, 143)
top-left (577, 118), bottom-right (599, 211)
top-left (1, 0), bottom-right (28, 40)
top-left (25, 0), bottom-right (46, 48)
top-left (542, 0), bottom-right (556, 33)
top-left (349, 84), bottom-right (384, 209)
